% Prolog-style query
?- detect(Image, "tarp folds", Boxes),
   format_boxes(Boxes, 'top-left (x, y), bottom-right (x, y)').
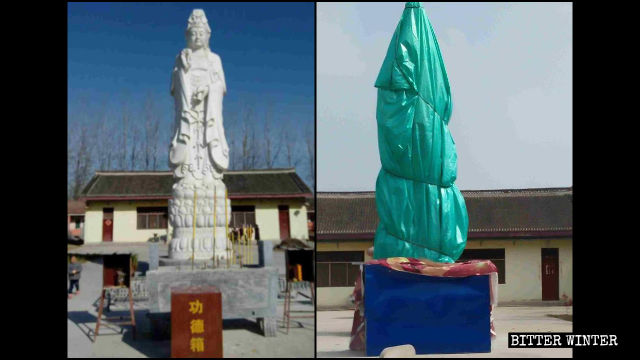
top-left (374, 169), bottom-right (468, 263)
top-left (373, 2), bottom-right (468, 262)
top-left (376, 89), bottom-right (458, 186)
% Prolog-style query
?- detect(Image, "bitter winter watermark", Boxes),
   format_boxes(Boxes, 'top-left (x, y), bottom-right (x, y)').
top-left (509, 333), bottom-right (618, 348)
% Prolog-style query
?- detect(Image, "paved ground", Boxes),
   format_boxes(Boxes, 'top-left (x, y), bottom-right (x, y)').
top-left (317, 307), bottom-right (572, 358)
top-left (67, 246), bottom-right (314, 358)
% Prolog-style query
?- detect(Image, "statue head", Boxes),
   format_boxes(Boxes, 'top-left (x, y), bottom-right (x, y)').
top-left (186, 9), bottom-right (211, 50)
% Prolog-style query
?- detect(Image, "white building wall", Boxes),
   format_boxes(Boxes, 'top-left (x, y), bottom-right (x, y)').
top-left (466, 238), bottom-right (572, 303)
top-left (84, 198), bottom-right (309, 244)
top-left (318, 287), bottom-right (355, 309)
top-left (558, 241), bottom-right (573, 302)
top-left (112, 201), bottom-right (169, 242)
top-left (316, 238), bottom-right (572, 308)
top-left (84, 207), bottom-right (103, 244)
top-left (255, 202), bottom-right (280, 240)
top-left (84, 200), bottom-right (169, 243)
top-left (198, 198), bottom-right (309, 242)
top-left (289, 203), bottom-right (309, 240)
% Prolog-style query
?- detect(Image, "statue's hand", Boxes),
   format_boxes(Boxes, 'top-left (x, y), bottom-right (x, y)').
top-left (196, 85), bottom-right (209, 98)
top-left (192, 86), bottom-right (208, 104)
top-left (180, 49), bottom-right (192, 70)
top-left (192, 91), bottom-right (204, 104)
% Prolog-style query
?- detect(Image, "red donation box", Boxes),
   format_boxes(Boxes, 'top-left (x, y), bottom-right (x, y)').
top-left (171, 285), bottom-right (223, 358)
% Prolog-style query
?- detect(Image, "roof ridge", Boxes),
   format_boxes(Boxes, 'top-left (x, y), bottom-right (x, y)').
top-left (288, 171), bottom-right (312, 194)
top-left (317, 191), bottom-right (375, 197)
top-left (317, 188), bottom-right (572, 197)
top-left (80, 174), bottom-right (100, 195)
top-left (462, 187), bottom-right (572, 193)
top-left (83, 169), bottom-right (309, 198)
top-left (463, 191), bottom-right (572, 198)
top-left (317, 188), bottom-right (572, 238)
top-left (469, 226), bottom-right (573, 232)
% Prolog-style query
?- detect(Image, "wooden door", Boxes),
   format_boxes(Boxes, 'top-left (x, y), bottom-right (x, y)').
top-left (102, 208), bottom-right (114, 242)
top-left (278, 205), bottom-right (290, 240)
top-left (541, 248), bottom-right (559, 300)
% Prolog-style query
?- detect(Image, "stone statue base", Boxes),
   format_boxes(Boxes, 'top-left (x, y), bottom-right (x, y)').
top-left (168, 179), bottom-right (231, 261)
top-left (146, 266), bottom-right (279, 338)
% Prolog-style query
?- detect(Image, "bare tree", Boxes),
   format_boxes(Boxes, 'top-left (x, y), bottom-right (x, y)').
top-left (117, 95), bottom-right (130, 170)
top-left (283, 120), bottom-right (301, 168)
top-left (67, 124), bottom-right (78, 199)
top-left (225, 113), bottom-right (239, 170)
top-left (68, 96), bottom-right (99, 198)
top-left (143, 93), bottom-right (161, 170)
top-left (70, 125), bottom-right (94, 199)
top-left (304, 122), bottom-right (315, 190)
top-left (240, 105), bottom-right (259, 170)
top-left (262, 103), bottom-right (282, 169)
top-left (91, 100), bottom-right (110, 171)
top-left (105, 125), bottom-right (114, 170)
top-left (104, 107), bottom-right (117, 170)
top-left (130, 114), bottom-right (141, 170)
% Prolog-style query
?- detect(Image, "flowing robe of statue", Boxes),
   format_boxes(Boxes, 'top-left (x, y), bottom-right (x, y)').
top-left (168, 9), bottom-right (231, 261)
top-left (373, 2), bottom-right (468, 263)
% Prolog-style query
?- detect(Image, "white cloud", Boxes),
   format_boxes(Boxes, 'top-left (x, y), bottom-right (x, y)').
top-left (317, 4), bottom-right (367, 77)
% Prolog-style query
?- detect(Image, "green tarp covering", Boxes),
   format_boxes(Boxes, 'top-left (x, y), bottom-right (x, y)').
top-left (373, 2), bottom-right (468, 263)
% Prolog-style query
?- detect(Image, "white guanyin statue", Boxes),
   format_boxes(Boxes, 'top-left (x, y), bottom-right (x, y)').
top-left (168, 9), bottom-right (231, 261)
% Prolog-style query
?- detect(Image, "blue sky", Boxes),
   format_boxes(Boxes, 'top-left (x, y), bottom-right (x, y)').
top-left (317, 2), bottom-right (572, 191)
top-left (68, 2), bottom-right (315, 184)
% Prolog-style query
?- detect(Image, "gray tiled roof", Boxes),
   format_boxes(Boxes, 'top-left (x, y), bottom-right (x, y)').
top-left (317, 192), bottom-right (377, 235)
top-left (67, 200), bottom-right (86, 215)
top-left (317, 188), bottom-right (572, 237)
top-left (81, 169), bottom-right (312, 198)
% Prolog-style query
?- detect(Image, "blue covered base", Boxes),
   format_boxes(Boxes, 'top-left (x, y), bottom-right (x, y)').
top-left (364, 263), bottom-right (491, 356)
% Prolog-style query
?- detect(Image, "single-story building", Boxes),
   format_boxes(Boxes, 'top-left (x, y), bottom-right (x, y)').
top-left (316, 188), bottom-right (572, 308)
top-left (80, 168), bottom-right (312, 244)
top-left (68, 199), bottom-right (86, 238)
top-left (307, 197), bottom-right (315, 242)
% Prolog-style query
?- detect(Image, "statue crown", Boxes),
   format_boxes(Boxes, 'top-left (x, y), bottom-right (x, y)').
top-left (187, 9), bottom-right (211, 33)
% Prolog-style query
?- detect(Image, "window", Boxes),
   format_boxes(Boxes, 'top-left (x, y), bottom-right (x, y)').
top-left (457, 248), bottom-right (506, 284)
top-left (137, 207), bottom-right (168, 230)
top-left (230, 206), bottom-right (256, 228)
top-left (70, 216), bottom-right (84, 229)
top-left (317, 251), bottom-right (364, 287)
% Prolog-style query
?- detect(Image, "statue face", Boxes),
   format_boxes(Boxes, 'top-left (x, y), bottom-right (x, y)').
top-left (187, 26), bottom-right (209, 50)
